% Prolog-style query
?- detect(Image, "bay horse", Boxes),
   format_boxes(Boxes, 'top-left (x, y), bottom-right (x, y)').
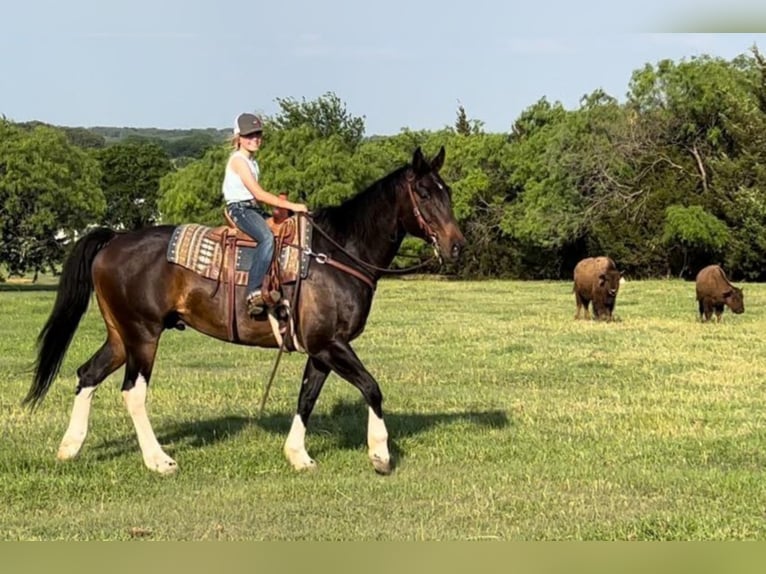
top-left (25, 146), bottom-right (465, 475)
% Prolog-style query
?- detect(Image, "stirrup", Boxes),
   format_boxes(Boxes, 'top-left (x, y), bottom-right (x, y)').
top-left (246, 291), bottom-right (265, 317)
top-left (264, 289), bottom-right (282, 306)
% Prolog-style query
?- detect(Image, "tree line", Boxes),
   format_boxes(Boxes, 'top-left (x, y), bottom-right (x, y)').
top-left (3, 46), bottom-right (766, 282)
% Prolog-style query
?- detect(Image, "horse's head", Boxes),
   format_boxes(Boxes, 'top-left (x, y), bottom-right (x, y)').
top-left (404, 146), bottom-right (465, 261)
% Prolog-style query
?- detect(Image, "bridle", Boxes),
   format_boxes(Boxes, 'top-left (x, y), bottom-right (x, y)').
top-left (302, 174), bottom-right (443, 289)
top-left (404, 173), bottom-right (441, 258)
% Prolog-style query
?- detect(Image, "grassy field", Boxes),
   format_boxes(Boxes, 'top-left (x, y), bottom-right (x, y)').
top-left (1, 278), bottom-right (766, 540)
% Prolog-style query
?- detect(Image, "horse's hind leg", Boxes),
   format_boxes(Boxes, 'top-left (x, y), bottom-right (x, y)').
top-left (58, 335), bottom-right (125, 461)
top-left (284, 357), bottom-right (330, 471)
top-left (122, 340), bottom-right (177, 474)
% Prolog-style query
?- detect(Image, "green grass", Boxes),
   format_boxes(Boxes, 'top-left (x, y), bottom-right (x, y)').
top-left (2, 278), bottom-right (766, 540)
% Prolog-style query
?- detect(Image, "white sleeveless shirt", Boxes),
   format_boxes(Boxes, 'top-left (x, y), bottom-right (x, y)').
top-left (222, 150), bottom-right (261, 204)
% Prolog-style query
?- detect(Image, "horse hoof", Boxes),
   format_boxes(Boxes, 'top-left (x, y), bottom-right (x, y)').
top-left (146, 457), bottom-right (178, 475)
top-left (154, 461), bottom-right (178, 475)
top-left (284, 445), bottom-right (318, 471)
top-left (293, 458), bottom-right (317, 472)
top-left (371, 455), bottom-right (392, 476)
top-left (57, 440), bottom-right (83, 461)
top-left (288, 460), bottom-right (317, 472)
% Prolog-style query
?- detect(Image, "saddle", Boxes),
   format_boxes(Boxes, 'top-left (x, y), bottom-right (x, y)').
top-left (215, 208), bottom-right (297, 294)
top-left (166, 210), bottom-right (312, 344)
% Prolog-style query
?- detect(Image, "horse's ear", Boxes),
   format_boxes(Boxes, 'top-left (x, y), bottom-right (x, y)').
top-left (431, 146), bottom-right (445, 172)
top-left (412, 146), bottom-right (427, 174)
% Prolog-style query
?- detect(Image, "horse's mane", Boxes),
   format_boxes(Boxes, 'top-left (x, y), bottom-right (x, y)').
top-left (311, 164), bottom-right (408, 244)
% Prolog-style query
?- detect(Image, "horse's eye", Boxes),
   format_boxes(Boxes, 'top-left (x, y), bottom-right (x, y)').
top-left (416, 184), bottom-right (431, 199)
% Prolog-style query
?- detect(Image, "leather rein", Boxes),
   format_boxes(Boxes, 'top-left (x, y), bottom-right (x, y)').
top-left (302, 177), bottom-right (442, 289)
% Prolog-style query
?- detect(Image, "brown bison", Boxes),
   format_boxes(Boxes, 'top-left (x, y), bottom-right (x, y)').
top-left (573, 256), bottom-right (622, 321)
top-left (695, 264), bottom-right (744, 322)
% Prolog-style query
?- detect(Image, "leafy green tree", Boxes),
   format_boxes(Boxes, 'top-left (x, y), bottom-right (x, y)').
top-left (455, 103), bottom-right (471, 136)
top-left (158, 145), bottom-right (229, 225)
top-left (426, 130), bottom-right (516, 277)
top-left (715, 183), bottom-right (766, 280)
top-left (259, 125), bottom-right (361, 208)
top-left (0, 121), bottom-right (104, 277)
top-left (272, 92), bottom-right (365, 149)
top-left (627, 50), bottom-right (766, 277)
top-left (256, 92), bottom-right (371, 208)
top-left (502, 99), bottom-right (583, 259)
top-left (97, 141), bottom-right (173, 229)
top-left (662, 204), bottom-right (730, 277)
top-left (509, 96), bottom-right (567, 142)
top-left (354, 131), bottom-right (426, 183)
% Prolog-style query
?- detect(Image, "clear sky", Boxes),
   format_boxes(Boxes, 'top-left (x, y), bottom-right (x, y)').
top-left (3, 0), bottom-right (766, 136)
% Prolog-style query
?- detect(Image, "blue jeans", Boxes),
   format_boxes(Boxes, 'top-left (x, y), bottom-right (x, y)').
top-left (226, 201), bottom-right (274, 296)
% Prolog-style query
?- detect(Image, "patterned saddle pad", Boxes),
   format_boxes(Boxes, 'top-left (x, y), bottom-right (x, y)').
top-left (166, 219), bottom-right (303, 286)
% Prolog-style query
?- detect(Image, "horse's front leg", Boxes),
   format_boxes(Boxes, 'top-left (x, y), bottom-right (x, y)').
top-left (313, 340), bottom-right (392, 475)
top-left (366, 405), bottom-right (390, 475)
top-left (284, 356), bottom-right (330, 471)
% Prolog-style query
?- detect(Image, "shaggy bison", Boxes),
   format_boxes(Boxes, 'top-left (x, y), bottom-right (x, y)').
top-left (573, 256), bottom-right (622, 321)
top-left (695, 264), bottom-right (744, 322)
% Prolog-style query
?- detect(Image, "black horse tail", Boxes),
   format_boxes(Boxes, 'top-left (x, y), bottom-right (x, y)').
top-left (24, 228), bottom-right (117, 410)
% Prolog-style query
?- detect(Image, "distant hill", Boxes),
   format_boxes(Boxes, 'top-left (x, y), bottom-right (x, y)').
top-left (87, 126), bottom-right (230, 144)
top-left (86, 126), bottom-right (231, 160)
top-left (14, 120), bottom-right (230, 159)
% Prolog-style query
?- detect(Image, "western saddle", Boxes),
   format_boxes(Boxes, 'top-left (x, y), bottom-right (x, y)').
top-left (207, 207), bottom-right (297, 339)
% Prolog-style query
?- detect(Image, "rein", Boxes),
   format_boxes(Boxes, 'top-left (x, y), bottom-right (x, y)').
top-left (260, 260), bottom-right (304, 414)
top-left (302, 179), bottom-right (442, 286)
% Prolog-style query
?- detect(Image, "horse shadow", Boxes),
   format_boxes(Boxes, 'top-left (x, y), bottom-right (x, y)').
top-left (92, 399), bottom-right (510, 467)
top-left (0, 283), bottom-right (59, 292)
top-left (256, 399), bottom-right (511, 466)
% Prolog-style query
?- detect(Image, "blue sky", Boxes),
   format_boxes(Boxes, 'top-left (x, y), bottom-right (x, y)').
top-left (2, 0), bottom-right (766, 136)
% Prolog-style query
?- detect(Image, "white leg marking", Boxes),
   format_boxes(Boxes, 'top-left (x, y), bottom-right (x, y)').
top-left (367, 407), bottom-right (391, 473)
top-left (283, 415), bottom-right (316, 470)
top-left (123, 375), bottom-right (177, 474)
top-left (57, 386), bottom-right (96, 460)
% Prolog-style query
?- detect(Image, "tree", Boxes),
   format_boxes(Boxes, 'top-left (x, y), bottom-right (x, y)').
top-left (405, 129), bottom-right (514, 276)
top-left (627, 50), bottom-right (766, 277)
top-left (257, 125), bottom-right (354, 208)
top-left (509, 97), bottom-right (566, 142)
top-left (272, 92), bottom-right (366, 149)
top-left (0, 121), bottom-right (105, 277)
top-left (455, 103), bottom-right (471, 136)
top-left (96, 141), bottom-right (173, 229)
top-left (158, 145), bottom-right (229, 225)
top-left (502, 100), bottom-right (584, 257)
top-left (662, 204), bottom-right (730, 277)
